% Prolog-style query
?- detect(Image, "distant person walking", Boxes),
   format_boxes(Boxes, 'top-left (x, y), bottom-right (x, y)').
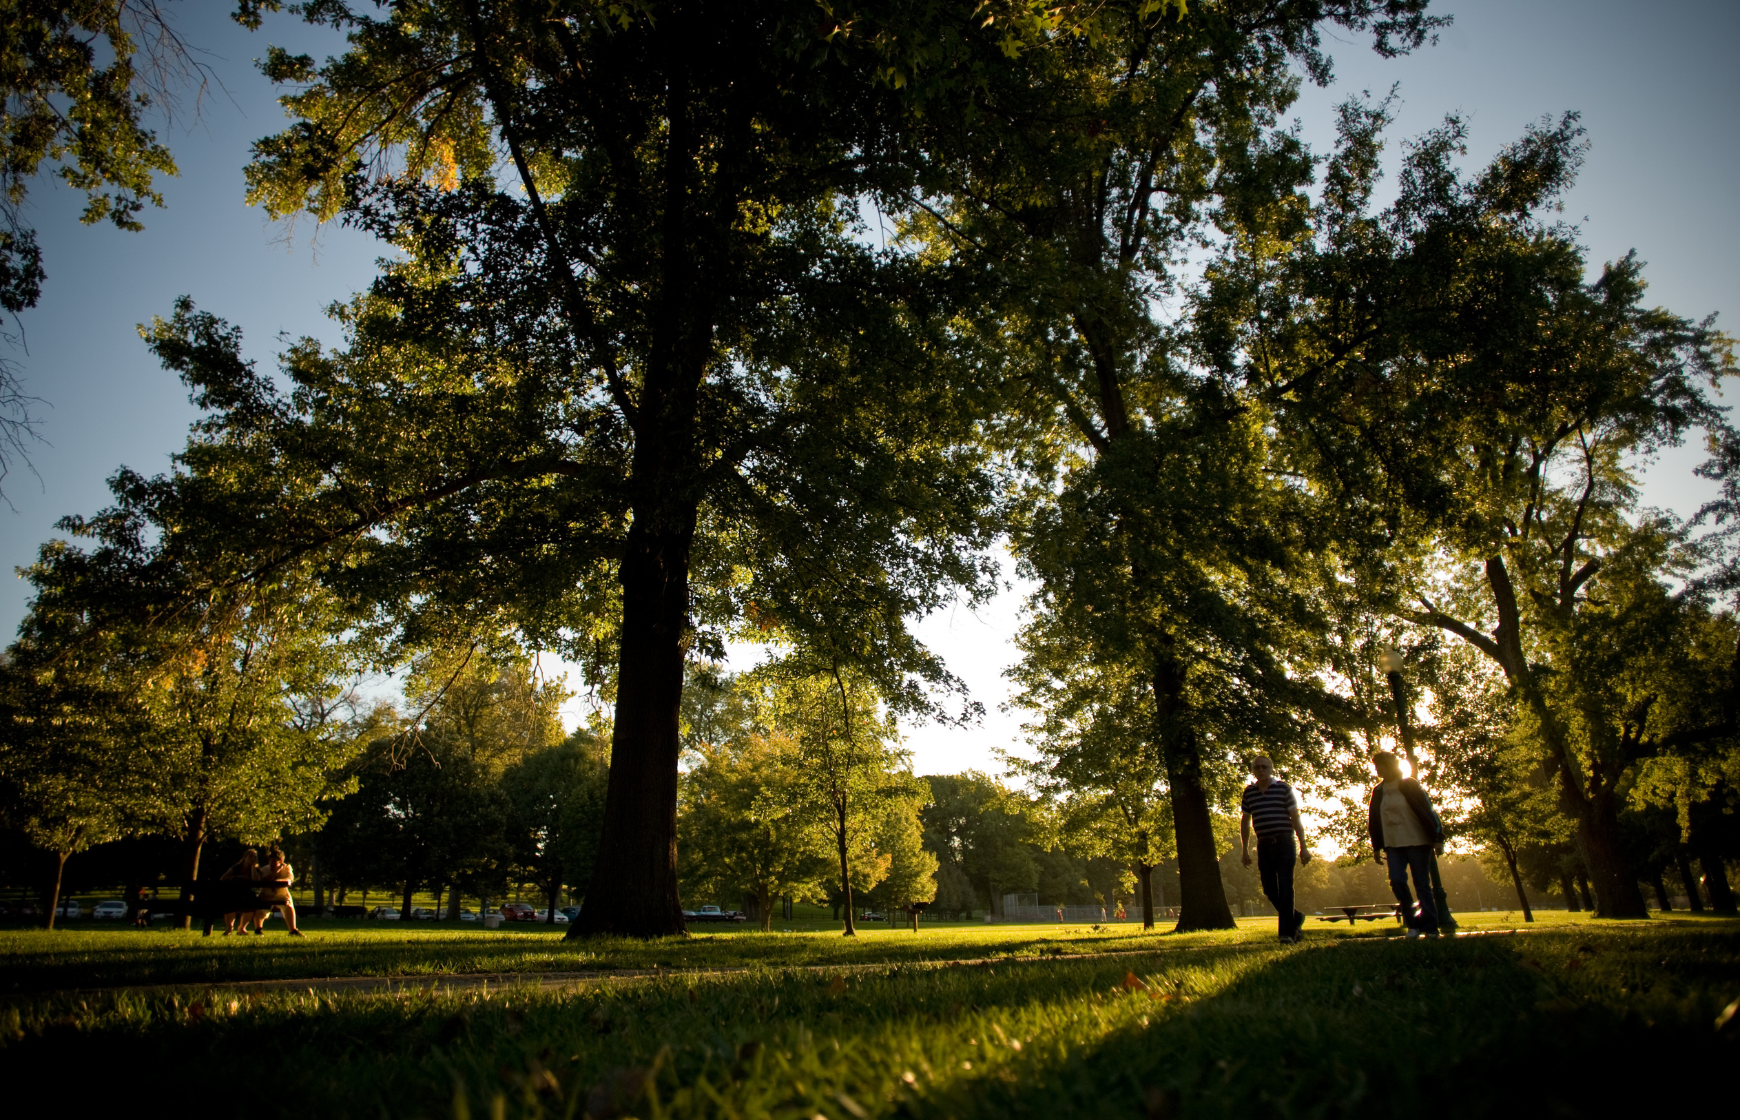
top-left (1367, 751), bottom-right (1444, 938)
top-left (1240, 755), bottom-right (1312, 942)
top-left (257, 847), bottom-right (305, 937)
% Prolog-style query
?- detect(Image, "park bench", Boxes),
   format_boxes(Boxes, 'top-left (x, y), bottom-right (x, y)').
top-left (1315, 903), bottom-right (1403, 925)
top-left (137, 881), bottom-right (274, 936)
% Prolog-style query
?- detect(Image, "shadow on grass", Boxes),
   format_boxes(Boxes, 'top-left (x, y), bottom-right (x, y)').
top-left (1, 922), bottom-right (1735, 1118)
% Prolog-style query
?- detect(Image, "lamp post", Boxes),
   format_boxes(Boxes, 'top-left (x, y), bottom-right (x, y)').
top-left (1377, 647), bottom-right (1457, 932)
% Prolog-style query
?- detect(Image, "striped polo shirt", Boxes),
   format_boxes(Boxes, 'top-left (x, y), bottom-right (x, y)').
top-left (1241, 779), bottom-right (1298, 839)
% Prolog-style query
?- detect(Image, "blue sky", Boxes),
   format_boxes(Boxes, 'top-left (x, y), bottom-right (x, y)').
top-left (4, 0), bottom-right (1736, 777)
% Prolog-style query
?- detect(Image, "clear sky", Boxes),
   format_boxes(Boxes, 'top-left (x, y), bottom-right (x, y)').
top-left (4, 0), bottom-right (1736, 781)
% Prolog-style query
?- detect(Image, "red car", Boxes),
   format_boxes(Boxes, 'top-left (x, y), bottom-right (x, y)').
top-left (500, 902), bottom-right (537, 922)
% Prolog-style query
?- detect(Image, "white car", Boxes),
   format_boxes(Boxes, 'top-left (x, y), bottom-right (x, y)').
top-left (368, 906), bottom-right (402, 920)
top-left (91, 900), bottom-right (128, 919)
top-left (57, 900), bottom-right (81, 919)
top-left (532, 909), bottom-right (569, 924)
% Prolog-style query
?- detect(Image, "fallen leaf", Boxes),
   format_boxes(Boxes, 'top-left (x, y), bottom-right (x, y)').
top-left (828, 975), bottom-right (848, 995)
top-left (1717, 998), bottom-right (1739, 1033)
top-left (187, 1001), bottom-right (204, 1021)
top-left (1121, 971), bottom-right (1150, 992)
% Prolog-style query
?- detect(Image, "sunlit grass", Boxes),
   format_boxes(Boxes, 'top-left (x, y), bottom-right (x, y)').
top-left (2, 919), bottom-right (1735, 1117)
top-left (0, 908), bottom-right (1621, 993)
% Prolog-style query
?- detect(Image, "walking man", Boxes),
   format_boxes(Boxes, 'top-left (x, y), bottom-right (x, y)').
top-left (1367, 751), bottom-right (1444, 938)
top-left (1240, 755), bottom-right (1312, 942)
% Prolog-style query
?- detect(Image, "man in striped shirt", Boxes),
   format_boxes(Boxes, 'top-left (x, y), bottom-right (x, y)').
top-left (1240, 755), bottom-right (1312, 942)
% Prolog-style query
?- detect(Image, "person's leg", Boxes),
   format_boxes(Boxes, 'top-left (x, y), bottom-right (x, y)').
top-left (1385, 848), bottom-right (1417, 928)
top-left (1405, 848), bottom-right (1438, 933)
top-left (1274, 850), bottom-right (1297, 940)
top-left (281, 901), bottom-right (302, 935)
top-left (1256, 840), bottom-right (1285, 939)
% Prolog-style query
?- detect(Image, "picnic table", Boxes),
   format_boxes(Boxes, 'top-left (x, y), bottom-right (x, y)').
top-left (1315, 903), bottom-right (1403, 925)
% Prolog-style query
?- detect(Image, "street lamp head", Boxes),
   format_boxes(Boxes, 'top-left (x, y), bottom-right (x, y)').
top-left (1377, 647), bottom-right (1406, 675)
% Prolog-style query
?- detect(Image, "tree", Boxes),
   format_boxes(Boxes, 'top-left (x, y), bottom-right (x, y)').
top-left (1202, 97), bottom-right (1738, 918)
top-left (0, 651), bottom-right (131, 927)
top-left (0, 0), bottom-right (198, 486)
top-left (770, 663), bottom-right (916, 936)
top-left (912, 0), bottom-right (1441, 932)
top-left (12, 491), bottom-right (378, 925)
top-left (503, 730), bottom-right (609, 923)
top-left (678, 731), bottom-right (832, 932)
top-left (148, 0), bottom-right (1013, 937)
top-left (918, 771), bottom-right (1047, 914)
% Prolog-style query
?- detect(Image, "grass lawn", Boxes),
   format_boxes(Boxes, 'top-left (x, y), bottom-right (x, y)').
top-left (2, 909), bottom-right (1579, 992)
top-left (3, 913), bottom-right (1737, 1117)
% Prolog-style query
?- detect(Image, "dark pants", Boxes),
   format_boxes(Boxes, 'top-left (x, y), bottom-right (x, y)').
top-left (1386, 845), bottom-right (1438, 932)
top-left (1256, 836), bottom-right (1298, 939)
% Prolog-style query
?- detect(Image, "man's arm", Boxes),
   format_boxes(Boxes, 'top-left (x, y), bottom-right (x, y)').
top-left (1240, 812), bottom-right (1252, 866)
top-left (1288, 804), bottom-right (1311, 865)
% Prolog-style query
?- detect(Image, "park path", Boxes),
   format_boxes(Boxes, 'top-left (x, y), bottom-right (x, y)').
top-left (29, 927), bottom-right (1524, 1001)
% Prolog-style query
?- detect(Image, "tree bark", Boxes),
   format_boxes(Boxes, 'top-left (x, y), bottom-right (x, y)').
top-left (1575, 868), bottom-right (1595, 912)
top-left (569, 510), bottom-right (696, 939)
top-left (546, 877), bottom-right (561, 923)
top-left (1136, 860), bottom-right (1154, 930)
top-left (42, 849), bottom-right (69, 931)
top-left (1649, 870), bottom-right (1671, 912)
top-left (1496, 835), bottom-right (1533, 922)
top-left (1677, 848), bottom-right (1704, 910)
top-left (178, 806), bottom-right (208, 931)
top-left (401, 877), bottom-right (415, 920)
top-left (1558, 869), bottom-right (1579, 912)
top-left (1699, 846), bottom-right (1737, 913)
top-left (1153, 659), bottom-right (1235, 932)
top-left (1577, 791), bottom-right (1649, 918)
top-left (757, 885), bottom-right (773, 933)
top-left (837, 795), bottom-right (857, 937)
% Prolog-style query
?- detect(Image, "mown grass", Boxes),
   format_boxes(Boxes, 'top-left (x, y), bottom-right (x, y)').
top-left (3, 916), bottom-right (1736, 1117)
top-left (1, 910), bottom-right (1583, 993)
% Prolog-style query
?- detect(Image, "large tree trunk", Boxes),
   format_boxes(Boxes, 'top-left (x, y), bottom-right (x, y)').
top-left (1136, 860), bottom-right (1154, 930)
top-left (401, 877), bottom-right (416, 920)
top-left (569, 512), bottom-right (696, 940)
top-left (1699, 846), bottom-right (1737, 913)
top-left (1575, 868), bottom-right (1595, 913)
top-left (546, 878), bottom-right (561, 923)
top-left (178, 807), bottom-right (208, 931)
top-left (1677, 848), bottom-right (1704, 910)
top-left (1558, 869), bottom-right (1579, 912)
top-left (758, 885), bottom-right (773, 933)
top-left (1154, 659), bottom-right (1235, 932)
top-left (1577, 789), bottom-right (1649, 918)
top-left (42, 849), bottom-right (69, 931)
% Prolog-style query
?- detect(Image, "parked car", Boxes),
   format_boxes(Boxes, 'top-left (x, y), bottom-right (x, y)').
top-left (57, 900), bottom-right (82, 919)
top-left (689, 905), bottom-right (746, 923)
top-left (91, 900), bottom-right (128, 920)
top-left (435, 907), bottom-right (478, 921)
top-left (500, 902), bottom-right (536, 922)
top-left (860, 911), bottom-right (885, 922)
top-left (408, 907), bottom-right (435, 920)
top-left (558, 905), bottom-right (581, 921)
top-left (531, 909), bottom-right (569, 924)
top-left (368, 906), bottom-right (401, 920)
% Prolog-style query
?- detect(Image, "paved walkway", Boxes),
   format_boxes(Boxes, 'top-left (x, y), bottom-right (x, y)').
top-left (26, 928), bottom-right (1524, 1000)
